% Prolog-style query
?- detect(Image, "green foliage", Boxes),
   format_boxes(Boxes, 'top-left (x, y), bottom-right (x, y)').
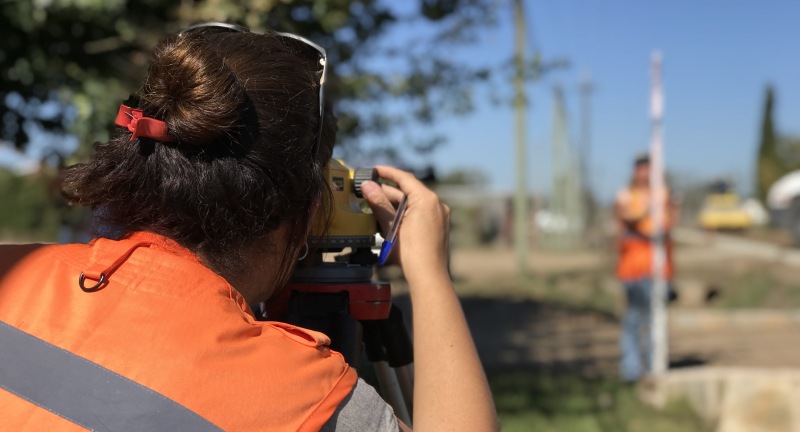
top-left (0, 1), bottom-right (569, 239)
top-left (756, 86), bottom-right (779, 202)
top-left (490, 371), bottom-right (711, 432)
top-left (437, 168), bottom-right (490, 186)
top-left (776, 135), bottom-right (800, 169)
top-left (755, 85), bottom-right (800, 202)
top-left (0, 0), bottom-right (509, 164)
top-left (698, 264), bottom-right (800, 310)
top-left (0, 0), bottom-right (174, 153)
top-left (715, 271), bottom-right (772, 309)
top-left (0, 167), bottom-right (81, 242)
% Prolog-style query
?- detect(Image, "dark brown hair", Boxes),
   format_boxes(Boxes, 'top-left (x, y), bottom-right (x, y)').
top-left (62, 27), bottom-right (335, 281)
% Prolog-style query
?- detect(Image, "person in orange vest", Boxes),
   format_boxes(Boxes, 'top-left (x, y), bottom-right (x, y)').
top-left (614, 154), bottom-right (678, 382)
top-left (0, 23), bottom-right (497, 431)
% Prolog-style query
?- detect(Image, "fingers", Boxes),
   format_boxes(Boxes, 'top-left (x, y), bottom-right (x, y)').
top-left (360, 180), bottom-right (396, 234)
top-left (381, 183), bottom-right (404, 205)
top-left (375, 166), bottom-right (428, 196)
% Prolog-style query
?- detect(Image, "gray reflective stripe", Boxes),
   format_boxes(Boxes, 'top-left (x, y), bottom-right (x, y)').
top-left (0, 321), bottom-right (222, 432)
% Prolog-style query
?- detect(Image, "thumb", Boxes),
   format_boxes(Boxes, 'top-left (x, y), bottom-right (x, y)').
top-left (361, 180), bottom-right (395, 235)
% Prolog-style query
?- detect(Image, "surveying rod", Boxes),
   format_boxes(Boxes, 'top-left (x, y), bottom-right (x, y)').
top-left (649, 51), bottom-right (668, 375)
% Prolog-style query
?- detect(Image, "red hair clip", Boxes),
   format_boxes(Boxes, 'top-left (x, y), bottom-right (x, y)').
top-left (114, 105), bottom-right (176, 142)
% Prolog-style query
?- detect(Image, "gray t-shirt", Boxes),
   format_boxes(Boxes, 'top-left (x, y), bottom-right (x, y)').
top-left (319, 379), bottom-right (400, 431)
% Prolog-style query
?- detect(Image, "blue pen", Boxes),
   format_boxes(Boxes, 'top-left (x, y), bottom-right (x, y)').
top-left (378, 195), bottom-right (408, 265)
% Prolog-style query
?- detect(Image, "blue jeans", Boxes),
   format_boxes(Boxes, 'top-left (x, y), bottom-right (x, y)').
top-left (619, 278), bottom-right (661, 382)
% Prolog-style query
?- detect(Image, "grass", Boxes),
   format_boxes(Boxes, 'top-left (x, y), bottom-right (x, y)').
top-left (489, 370), bottom-right (712, 432)
top-left (454, 263), bottom-right (800, 313)
top-left (454, 271), bottom-right (621, 318)
top-left (691, 263), bottom-right (800, 309)
top-left (360, 363), bottom-right (713, 432)
top-left (713, 271), bottom-right (773, 309)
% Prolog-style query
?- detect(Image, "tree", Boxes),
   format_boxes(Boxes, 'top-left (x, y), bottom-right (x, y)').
top-left (755, 85), bottom-right (800, 201)
top-left (2, 1), bottom-right (571, 240)
top-left (0, 166), bottom-right (66, 241)
top-left (776, 135), bottom-right (800, 170)
top-left (756, 85), bottom-right (781, 202)
top-left (0, 0), bottom-right (508, 165)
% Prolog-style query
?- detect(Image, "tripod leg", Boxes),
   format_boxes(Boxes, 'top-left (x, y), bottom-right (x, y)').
top-left (373, 361), bottom-right (411, 427)
top-left (394, 364), bottom-right (414, 419)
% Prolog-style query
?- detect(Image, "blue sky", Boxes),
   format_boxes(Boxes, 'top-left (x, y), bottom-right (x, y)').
top-left (383, 0), bottom-right (800, 202)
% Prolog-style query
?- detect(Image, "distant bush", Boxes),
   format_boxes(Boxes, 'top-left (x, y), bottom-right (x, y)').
top-left (0, 167), bottom-right (85, 242)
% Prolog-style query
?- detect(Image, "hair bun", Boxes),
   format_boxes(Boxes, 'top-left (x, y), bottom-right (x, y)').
top-left (138, 34), bottom-right (245, 146)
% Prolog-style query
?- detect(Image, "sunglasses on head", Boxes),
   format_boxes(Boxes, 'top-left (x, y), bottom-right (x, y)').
top-left (179, 22), bottom-right (328, 159)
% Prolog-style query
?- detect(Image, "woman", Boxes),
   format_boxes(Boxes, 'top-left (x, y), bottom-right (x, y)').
top-left (0, 23), bottom-right (497, 431)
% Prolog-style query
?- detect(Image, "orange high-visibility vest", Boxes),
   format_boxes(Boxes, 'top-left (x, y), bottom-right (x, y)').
top-left (616, 187), bottom-right (674, 281)
top-left (0, 232), bottom-right (357, 431)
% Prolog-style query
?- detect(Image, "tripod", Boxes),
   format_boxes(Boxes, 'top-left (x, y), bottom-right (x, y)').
top-left (259, 249), bottom-right (415, 426)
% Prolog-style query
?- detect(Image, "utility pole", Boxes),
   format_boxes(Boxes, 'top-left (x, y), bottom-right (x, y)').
top-left (513, 0), bottom-right (529, 274)
top-left (579, 71), bottom-right (594, 223)
top-left (547, 85), bottom-right (582, 251)
top-left (649, 51), bottom-right (668, 376)
top-left (549, 85), bottom-right (567, 250)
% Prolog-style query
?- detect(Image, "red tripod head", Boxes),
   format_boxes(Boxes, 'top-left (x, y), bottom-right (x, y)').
top-left (264, 280), bottom-right (391, 321)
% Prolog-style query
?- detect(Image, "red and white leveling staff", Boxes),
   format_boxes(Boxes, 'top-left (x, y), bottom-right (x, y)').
top-left (649, 51), bottom-right (668, 375)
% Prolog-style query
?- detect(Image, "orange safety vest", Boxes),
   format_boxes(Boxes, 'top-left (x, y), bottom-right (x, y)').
top-left (0, 232), bottom-right (357, 431)
top-left (616, 187), bottom-right (674, 281)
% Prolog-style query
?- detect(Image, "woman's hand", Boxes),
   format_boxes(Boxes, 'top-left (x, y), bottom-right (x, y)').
top-left (361, 166), bottom-right (498, 431)
top-left (360, 166), bottom-right (450, 281)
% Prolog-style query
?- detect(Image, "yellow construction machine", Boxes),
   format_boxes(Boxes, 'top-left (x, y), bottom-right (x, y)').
top-left (698, 180), bottom-right (752, 231)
